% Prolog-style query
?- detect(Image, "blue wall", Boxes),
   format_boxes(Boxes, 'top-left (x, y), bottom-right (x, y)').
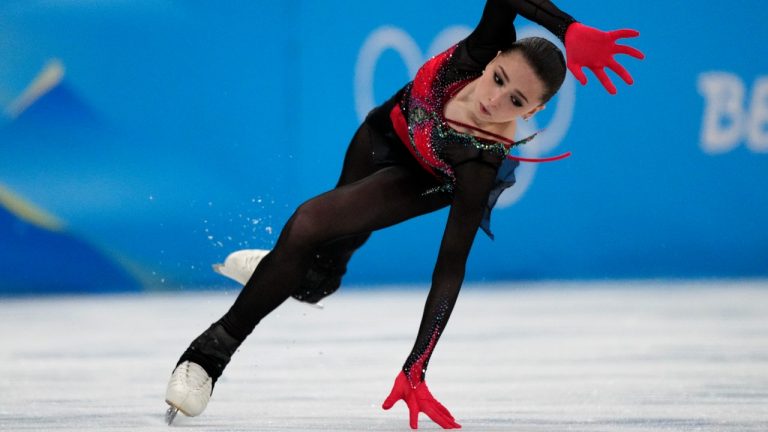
top-left (1, 1), bottom-right (766, 294)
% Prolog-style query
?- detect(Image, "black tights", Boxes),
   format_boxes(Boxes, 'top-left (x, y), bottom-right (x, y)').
top-left (218, 122), bottom-right (450, 342)
top-left (179, 120), bottom-right (501, 383)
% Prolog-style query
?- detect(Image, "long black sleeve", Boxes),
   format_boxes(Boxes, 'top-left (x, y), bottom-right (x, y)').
top-left (402, 151), bottom-right (502, 386)
top-left (464, 0), bottom-right (577, 66)
top-left (397, 1), bottom-right (576, 386)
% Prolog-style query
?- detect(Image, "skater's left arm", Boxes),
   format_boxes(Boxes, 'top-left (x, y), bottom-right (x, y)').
top-left (406, 156), bottom-right (499, 384)
top-left (464, 0), bottom-right (645, 95)
top-left (382, 156), bottom-right (500, 429)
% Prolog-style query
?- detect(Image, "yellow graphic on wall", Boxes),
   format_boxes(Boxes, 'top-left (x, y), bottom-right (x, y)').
top-left (0, 183), bottom-right (64, 231)
top-left (4, 59), bottom-right (64, 119)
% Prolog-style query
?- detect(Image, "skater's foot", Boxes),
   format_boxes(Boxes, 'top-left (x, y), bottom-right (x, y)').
top-left (212, 248), bottom-right (339, 307)
top-left (165, 323), bottom-right (242, 423)
top-left (165, 361), bottom-right (212, 423)
top-left (212, 249), bottom-right (270, 285)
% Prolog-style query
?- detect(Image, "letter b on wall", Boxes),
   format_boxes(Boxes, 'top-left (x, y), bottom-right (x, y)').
top-left (698, 72), bottom-right (768, 154)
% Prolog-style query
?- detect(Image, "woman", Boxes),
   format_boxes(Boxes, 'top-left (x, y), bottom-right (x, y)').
top-left (164, 0), bottom-right (643, 428)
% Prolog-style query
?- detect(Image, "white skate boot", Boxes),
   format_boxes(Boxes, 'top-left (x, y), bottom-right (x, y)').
top-left (164, 361), bottom-right (213, 424)
top-left (212, 249), bottom-right (270, 285)
top-left (213, 248), bottom-right (326, 308)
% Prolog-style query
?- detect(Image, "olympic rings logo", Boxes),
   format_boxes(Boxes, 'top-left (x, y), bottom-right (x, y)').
top-left (354, 25), bottom-right (576, 208)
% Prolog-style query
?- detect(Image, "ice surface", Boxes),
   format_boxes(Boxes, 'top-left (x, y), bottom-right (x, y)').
top-left (1, 280), bottom-right (767, 431)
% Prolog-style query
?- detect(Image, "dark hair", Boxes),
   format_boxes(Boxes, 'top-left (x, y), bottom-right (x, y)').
top-left (502, 37), bottom-right (566, 104)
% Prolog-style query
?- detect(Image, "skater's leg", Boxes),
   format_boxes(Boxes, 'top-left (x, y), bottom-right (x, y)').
top-left (212, 123), bottom-right (412, 303)
top-left (292, 234), bottom-right (370, 303)
top-left (294, 122), bottom-right (410, 302)
top-left (333, 120), bottom-right (382, 187)
top-left (167, 123), bottom-right (444, 419)
top-left (218, 164), bottom-right (448, 342)
top-left (176, 164), bottom-right (446, 384)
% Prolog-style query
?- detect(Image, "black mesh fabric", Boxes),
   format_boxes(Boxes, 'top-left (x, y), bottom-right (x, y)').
top-left (177, 0), bottom-right (577, 385)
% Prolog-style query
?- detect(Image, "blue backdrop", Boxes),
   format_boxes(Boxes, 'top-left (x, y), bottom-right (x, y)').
top-left (1, 0), bottom-right (766, 294)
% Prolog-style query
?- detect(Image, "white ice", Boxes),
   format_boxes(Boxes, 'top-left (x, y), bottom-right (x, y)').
top-left (1, 280), bottom-right (767, 431)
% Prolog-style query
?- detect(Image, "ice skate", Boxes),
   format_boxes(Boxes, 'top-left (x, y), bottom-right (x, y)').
top-left (164, 361), bottom-right (212, 425)
top-left (164, 323), bottom-right (242, 425)
top-left (213, 248), bottom-right (327, 308)
top-left (212, 248), bottom-right (270, 285)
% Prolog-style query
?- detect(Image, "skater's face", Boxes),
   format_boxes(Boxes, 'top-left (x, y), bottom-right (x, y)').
top-left (473, 51), bottom-right (547, 123)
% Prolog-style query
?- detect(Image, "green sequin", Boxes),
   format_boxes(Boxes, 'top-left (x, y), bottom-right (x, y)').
top-left (411, 108), bottom-right (531, 158)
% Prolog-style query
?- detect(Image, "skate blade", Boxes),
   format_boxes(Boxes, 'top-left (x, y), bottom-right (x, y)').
top-left (212, 263), bottom-right (249, 285)
top-left (165, 405), bottom-right (179, 425)
top-left (211, 263), bottom-right (224, 275)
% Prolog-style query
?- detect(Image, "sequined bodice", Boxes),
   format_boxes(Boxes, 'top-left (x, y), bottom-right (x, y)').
top-left (409, 105), bottom-right (510, 157)
top-left (390, 44), bottom-right (536, 189)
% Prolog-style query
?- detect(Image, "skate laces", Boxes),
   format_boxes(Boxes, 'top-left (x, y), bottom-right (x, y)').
top-left (172, 362), bottom-right (211, 391)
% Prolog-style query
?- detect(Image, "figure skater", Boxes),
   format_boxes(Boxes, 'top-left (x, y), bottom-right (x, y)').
top-left (164, 0), bottom-right (644, 428)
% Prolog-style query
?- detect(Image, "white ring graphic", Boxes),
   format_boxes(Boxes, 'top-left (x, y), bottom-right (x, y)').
top-left (354, 27), bottom-right (422, 122)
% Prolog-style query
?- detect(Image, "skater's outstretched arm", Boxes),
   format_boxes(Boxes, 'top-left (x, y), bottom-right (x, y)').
top-left (464, 0), bottom-right (644, 94)
top-left (406, 157), bottom-right (499, 383)
top-left (464, 0), bottom-right (575, 64)
top-left (383, 157), bottom-right (500, 429)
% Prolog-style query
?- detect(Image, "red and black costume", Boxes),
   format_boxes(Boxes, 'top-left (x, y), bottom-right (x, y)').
top-left (364, 0), bottom-right (576, 387)
top-left (180, 0), bottom-right (576, 384)
top-left (175, 0), bottom-right (642, 428)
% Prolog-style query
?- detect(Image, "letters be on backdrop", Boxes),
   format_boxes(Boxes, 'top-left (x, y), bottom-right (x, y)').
top-left (698, 72), bottom-right (768, 155)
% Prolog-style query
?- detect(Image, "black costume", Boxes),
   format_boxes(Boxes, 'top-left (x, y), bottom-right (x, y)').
top-left (178, 0), bottom-right (576, 389)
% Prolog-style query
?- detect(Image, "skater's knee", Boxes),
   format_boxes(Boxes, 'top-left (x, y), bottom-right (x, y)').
top-left (284, 201), bottom-right (330, 247)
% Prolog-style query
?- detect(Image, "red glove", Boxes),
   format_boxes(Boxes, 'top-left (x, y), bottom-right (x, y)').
top-left (564, 22), bottom-right (645, 95)
top-left (382, 371), bottom-right (461, 429)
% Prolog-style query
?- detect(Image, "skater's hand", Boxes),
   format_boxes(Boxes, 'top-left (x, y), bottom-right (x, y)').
top-left (564, 22), bottom-right (645, 95)
top-left (382, 371), bottom-right (461, 429)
